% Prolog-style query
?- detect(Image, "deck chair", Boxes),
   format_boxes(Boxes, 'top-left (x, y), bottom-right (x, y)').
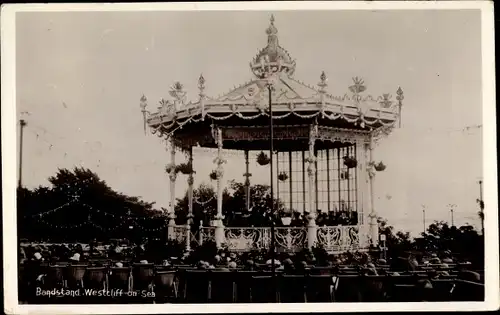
top-left (334, 275), bottom-right (364, 302)
top-left (209, 270), bottom-right (237, 303)
top-left (233, 270), bottom-right (258, 303)
top-left (44, 265), bottom-right (66, 290)
top-left (154, 271), bottom-right (178, 303)
top-left (108, 267), bottom-right (131, 291)
top-left (306, 275), bottom-right (334, 302)
top-left (451, 280), bottom-right (485, 301)
top-left (65, 264), bottom-right (87, 289)
top-left (279, 275), bottom-right (307, 303)
top-left (183, 270), bottom-right (211, 303)
top-left (131, 263), bottom-right (155, 292)
top-left (85, 267), bottom-right (107, 290)
top-left (250, 275), bottom-right (278, 303)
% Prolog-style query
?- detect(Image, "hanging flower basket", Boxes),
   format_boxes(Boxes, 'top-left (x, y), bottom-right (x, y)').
top-left (374, 162), bottom-right (386, 172)
top-left (278, 172), bottom-right (289, 182)
top-left (165, 164), bottom-right (177, 174)
top-left (176, 163), bottom-right (194, 175)
top-left (209, 170), bottom-right (220, 180)
top-left (343, 156), bottom-right (358, 169)
top-left (256, 151), bottom-right (271, 166)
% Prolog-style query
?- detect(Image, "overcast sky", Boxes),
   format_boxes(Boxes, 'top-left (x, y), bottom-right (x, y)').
top-left (16, 9), bottom-right (483, 236)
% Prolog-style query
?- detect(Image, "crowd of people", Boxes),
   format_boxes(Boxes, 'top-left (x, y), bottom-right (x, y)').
top-left (18, 238), bottom-right (484, 304)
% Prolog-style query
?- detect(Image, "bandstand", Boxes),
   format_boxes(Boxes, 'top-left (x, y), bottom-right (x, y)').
top-left (139, 16), bottom-right (404, 253)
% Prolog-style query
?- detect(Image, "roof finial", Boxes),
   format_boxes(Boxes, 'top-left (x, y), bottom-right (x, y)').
top-left (266, 14), bottom-right (278, 36)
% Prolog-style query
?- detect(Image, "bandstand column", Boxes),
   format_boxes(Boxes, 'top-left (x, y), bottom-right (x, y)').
top-left (244, 149), bottom-right (251, 212)
top-left (355, 137), bottom-right (366, 247)
top-left (167, 137), bottom-right (177, 240)
top-left (306, 124), bottom-right (317, 249)
top-left (214, 128), bottom-right (226, 249)
top-left (367, 135), bottom-right (379, 247)
top-left (185, 147), bottom-right (194, 251)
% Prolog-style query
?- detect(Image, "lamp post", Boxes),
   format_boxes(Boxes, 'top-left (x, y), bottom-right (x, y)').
top-left (267, 79), bottom-right (277, 300)
top-left (447, 204), bottom-right (456, 226)
top-left (18, 119), bottom-right (27, 189)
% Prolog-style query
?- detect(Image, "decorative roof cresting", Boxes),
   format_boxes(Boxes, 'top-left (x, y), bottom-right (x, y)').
top-left (249, 15), bottom-right (297, 78)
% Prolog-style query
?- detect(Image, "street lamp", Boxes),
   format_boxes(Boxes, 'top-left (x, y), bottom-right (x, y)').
top-left (447, 204), bottom-right (456, 226)
top-left (266, 77), bottom-right (277, 299)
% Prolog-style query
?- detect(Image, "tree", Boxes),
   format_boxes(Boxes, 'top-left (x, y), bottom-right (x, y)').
top-left (174, 181), bottom-right (287, 228)
top-left (18, 167), bottom-right (165, 243)
top-left (377, 217), bottom-right (413, 258)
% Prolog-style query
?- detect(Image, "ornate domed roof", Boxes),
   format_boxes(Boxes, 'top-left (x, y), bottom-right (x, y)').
top-left (250, 15), bottom-right (296, 78)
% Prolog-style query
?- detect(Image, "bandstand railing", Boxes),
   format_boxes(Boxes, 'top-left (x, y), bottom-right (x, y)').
top-left (171, 224), bottom-right (370, 253)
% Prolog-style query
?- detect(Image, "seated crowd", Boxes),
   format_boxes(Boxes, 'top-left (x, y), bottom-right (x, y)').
top-left (18, 240), bottom-right (483, 303)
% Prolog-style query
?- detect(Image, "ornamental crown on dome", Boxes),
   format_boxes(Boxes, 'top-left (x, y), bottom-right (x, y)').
top-left (250, 15), bottom-right (296, 78)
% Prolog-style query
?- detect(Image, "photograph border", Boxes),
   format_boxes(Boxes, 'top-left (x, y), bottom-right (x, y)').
top-left (2, 1), bottom-right (498, 314)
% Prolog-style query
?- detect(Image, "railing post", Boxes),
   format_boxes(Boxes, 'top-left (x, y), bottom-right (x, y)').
top-left (198, 220), bottom-right (203, 246)
top-left (185, 224), bottom-right (191, 252)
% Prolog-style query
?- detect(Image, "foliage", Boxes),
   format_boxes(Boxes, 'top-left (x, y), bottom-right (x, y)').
top-left (343, 156), bottom-right (358, 168)
top-left (176, 163), bottom-right (194, 175)
top-left (256, 151), bottom-right (270, 166)
top-left (18, 167), bottom-right (165, 243)
top-left (374, 161), bottom-right (386, 171)
top-left (209, 170), bottom-right (219, 180)
top-left (186, 240), bottom-right (218, 264)
top-left (278, 172), bottom-right (289, 182)
top-left (378, 216), bottom-right (484, 269)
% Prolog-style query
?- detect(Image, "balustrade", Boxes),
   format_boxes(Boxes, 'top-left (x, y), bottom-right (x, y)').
top-left (177, 225), bottom-right (367, 253)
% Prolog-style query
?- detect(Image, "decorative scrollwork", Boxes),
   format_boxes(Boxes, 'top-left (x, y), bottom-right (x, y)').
top-left (316, 226), bottom-right (362, 253)
top-left (200, 227), bottom-right (216, 243)
top-left (275, 227), bottom-right (307, 252)
top-left (173, 226), bottom-right (188, 244)
top-left (224, 228), bottom-right (260, 251)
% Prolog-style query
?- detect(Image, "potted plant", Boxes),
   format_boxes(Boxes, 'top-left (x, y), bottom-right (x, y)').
top-left (176, 162), bottom-right (194, 175)
top-left (343, 156), bottom-right (358, 169)
top-left (209, 170), bottom-right (219, 180)
top-left (374, 161), bottom-right (386, 171)
top-left (256, 151), bottom-right (271, 166)
top-left (165, 163), bottom-right (177, 174)
top-left (278, 172), bottom-right (289, 182)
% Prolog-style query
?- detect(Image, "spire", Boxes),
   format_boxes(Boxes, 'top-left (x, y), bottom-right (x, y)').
top-left (250, 14), bottom-right (296, 78)
top-left (266, 15), bottom-right (278, 46)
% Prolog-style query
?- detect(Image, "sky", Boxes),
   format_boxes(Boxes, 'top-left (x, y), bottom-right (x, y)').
top-left (16, 9), bottom-right (483, 237)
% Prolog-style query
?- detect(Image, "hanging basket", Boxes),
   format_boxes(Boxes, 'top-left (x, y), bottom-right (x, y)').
top-left (209, 170), bottom-right (219, 181)
top-left (278, 172), bottom-right (289, 182)
top-left (165, 164), bottom-right (177, 174)
top-left (257, 151), bottom-right (271, 166)
top-left (343, 156), bottom-right (358, 169)
top-left (176, 163), bottom-right (194, 175)
top-left (374, 162), bottom-right (386, 172)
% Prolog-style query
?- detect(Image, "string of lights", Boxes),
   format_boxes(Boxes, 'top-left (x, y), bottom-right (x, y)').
top-left (24, 197), bottom-right (166, 220)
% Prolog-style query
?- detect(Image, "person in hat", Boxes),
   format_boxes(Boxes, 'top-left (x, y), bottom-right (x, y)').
top-left (228, 261), bottom-right (238, 270)
top-left (243, 260), bottom-right (255, 271)
top-left (68, 253), bottom-right (80, 263)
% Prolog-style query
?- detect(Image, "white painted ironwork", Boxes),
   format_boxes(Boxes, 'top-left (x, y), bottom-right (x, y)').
top-left (275, 227), bottom-right (307, 252)
top-left (200, 227), bottom-right (216, 243)
top-left (224, 227), bottom-right (270, 251)
top-left (173, 226), bottom-right (187, 244)
top-left (316, 225), bottom-right (364, 253)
